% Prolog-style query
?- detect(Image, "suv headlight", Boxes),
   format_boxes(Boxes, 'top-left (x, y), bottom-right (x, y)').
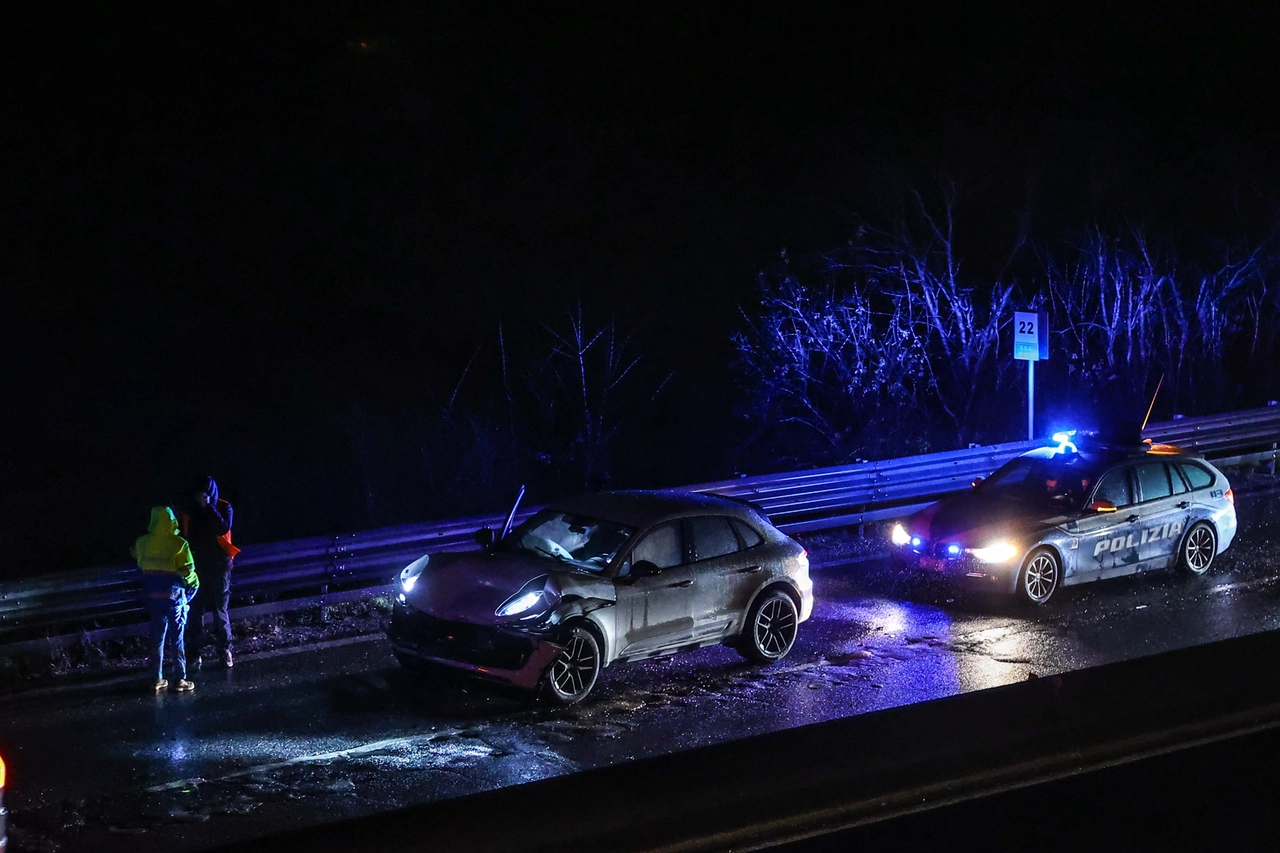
top-left (399, 554), bottom-right (429, 593)
top-left (891, 523), bottom-right (912, 547)
top-left (496, 576), bottom-right (557, 619)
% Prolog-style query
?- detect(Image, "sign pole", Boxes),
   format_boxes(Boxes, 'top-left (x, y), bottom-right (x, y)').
top-left (1028, 358), bottom-right (1034, 440)
top-left (1013, 309), bottom-right (1048, 441)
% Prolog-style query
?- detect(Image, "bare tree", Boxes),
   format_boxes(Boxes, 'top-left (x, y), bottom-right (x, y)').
top-left (1043, 228), bottom-right (1267, 413)
top-left (525, 302), bottom-right (673, 488)
top-left (735, 187), bottom-right (1018, 465)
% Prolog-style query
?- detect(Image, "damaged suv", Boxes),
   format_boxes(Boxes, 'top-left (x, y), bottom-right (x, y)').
top-left (388, 490), bottom-right (813, 704)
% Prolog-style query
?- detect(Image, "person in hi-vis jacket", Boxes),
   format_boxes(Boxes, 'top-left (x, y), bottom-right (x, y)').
top-left (133, 506), bottom-right (199, 693)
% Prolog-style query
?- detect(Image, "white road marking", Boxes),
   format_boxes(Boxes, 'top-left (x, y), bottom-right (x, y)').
top-left (144, 730), bottom-right (464, 792)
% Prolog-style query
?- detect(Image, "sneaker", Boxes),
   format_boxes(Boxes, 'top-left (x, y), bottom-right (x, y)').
top-left (222, 649), bottom-right (234, 668)
top-left (153, 679), bottom-right (169, 693)
top-left (174, 680), bottom-right (196, 693)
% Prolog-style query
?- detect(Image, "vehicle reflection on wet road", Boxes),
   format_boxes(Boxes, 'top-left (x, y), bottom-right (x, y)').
top-left (4, 487), bottom-right (1280, 851)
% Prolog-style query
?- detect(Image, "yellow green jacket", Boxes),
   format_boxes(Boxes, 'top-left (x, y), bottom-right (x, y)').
top-left (132, 506), bottom-right (199, 589)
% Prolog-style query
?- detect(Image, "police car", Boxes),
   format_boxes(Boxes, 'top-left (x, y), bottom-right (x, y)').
top-left (890, 431), bottom-right (1238, 605)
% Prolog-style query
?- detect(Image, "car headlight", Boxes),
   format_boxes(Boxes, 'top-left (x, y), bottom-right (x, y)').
top-left (965, 542), bottom-right (1019, 563)
top-left (891, 523), bottom-right (912, 547)
top-left (497, 590), bottom-right (543, 617)
top-left (495, 576), bottom-right (555, 618)
top-left (399, 554), bottom-right (429, 593)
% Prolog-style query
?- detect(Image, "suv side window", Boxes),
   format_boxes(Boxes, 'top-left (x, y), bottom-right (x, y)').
top-left (1167, 463), bottom-right (1188, 495)
top-left (1093, 468), bottom-right (1134, 507)
top-left (628, 521), bottom-right (684, 571)
top-left (1135, 462), bottom-right (1173, 502)
top-left (731, 519), bottom-right (764, 549)
top-left (689, 516), bottom-right (740, 561)
top-left (1179, 463), bottom-right (1214, 490)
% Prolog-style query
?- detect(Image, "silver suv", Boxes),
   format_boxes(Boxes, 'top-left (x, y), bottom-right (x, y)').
top-left (388, 490), bottom-right (813, 704)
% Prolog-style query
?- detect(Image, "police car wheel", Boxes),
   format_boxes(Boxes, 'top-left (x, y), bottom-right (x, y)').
top-left (1017, 549), bottom-right (1060, 606)
top-left (541, 624), bottom-right (601, 705)
top-left (1179, 522), bottom-right (1217, 576)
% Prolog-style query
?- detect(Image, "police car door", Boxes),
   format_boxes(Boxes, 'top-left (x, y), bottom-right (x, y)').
top-left (1078, 465), bottom-right (1142, 580)
top-left (1132, 461), bottom-right (1190, 570)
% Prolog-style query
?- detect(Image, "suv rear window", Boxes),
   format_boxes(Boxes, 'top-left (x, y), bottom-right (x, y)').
top-left (690, 516), bottom-right (740, 561)
top-left (732, 519), bottom-right (764, 548)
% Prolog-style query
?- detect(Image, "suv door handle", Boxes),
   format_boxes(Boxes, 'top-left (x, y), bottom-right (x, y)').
top-left (1176, 501), bottom-right (1190, 509)
top-left (1126, 515), bottom-right (1140, 523)
top-left (667, 579), bottom-right (693, 588)
top-left (735, 566), bottom-right (762, 574)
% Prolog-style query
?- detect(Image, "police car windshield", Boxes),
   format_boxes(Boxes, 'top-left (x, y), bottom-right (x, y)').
top-left (979, 457), bottom-right (1089, 509)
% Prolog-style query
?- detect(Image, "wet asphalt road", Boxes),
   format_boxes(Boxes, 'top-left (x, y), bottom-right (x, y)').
top-left (5, 486), bottom-right (1280, 851)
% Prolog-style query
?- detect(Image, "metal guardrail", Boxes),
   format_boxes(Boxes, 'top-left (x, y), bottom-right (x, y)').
top-left (2, 407), bottom-right (1277, 650)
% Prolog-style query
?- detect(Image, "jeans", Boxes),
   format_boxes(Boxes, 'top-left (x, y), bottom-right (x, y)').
top-left (187, 554), bottom-right (232, 665)
top-left (144, 574), bottom-right (192, 681)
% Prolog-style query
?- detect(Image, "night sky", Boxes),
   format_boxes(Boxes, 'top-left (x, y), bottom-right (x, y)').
top-left (4, 3), bottom-right (1280, 573)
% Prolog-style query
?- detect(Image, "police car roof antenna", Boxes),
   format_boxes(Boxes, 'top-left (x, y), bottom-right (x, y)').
top-left (1141, 374), bottom-right (1165, 432)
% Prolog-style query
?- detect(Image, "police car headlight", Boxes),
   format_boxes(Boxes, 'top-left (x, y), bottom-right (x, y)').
top-left (966, 542), bottom-right (1019, 563)
top-left (891, 524), bottom-right (912, 547)
top-left (399, 554), bottom-right (430, 593)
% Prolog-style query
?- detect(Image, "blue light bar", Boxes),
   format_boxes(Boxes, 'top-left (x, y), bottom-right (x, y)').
top-left (947, 544), bottom-right (962, 556)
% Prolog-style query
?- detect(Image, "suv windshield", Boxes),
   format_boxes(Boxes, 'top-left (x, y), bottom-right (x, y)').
top-left (979, 457), bottom-right (1092, 509)
top-left (503, 509), bottom-right (636, 574)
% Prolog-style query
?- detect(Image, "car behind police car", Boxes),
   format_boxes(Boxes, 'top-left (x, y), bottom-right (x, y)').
top-left (890, 434), bottom-right (1237, 604)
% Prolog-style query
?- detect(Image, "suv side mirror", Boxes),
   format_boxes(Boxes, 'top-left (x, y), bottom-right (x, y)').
top-left (474, 526), bottom-right (495, 548)
top-left (1090, 500), bottom-right (1117, 513)
top-left (631, 560), bottom-right (662, 579)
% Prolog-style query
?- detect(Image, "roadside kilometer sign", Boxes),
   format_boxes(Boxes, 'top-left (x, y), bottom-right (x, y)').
top-left (1014, 311), bottom-right (1049, 361)
top-left (1014, 310), bottom-right (1049, 440)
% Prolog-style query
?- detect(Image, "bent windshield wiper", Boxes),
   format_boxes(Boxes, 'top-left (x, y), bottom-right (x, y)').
top-left (530, 544), bottom-right (571, 564)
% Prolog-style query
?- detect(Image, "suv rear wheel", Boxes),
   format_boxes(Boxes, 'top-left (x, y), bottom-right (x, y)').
top-left (738, 589), bottom-right (799, 663)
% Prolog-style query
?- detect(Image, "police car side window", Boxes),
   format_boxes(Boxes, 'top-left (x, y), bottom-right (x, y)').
top-left (1167, 463), bottom-right (1188, 495)
top-left (1093, 468), bottom-right (1134, 507)
top-left (1180, 463), bottom-right (1214, 490)
top-left (1135, 462), bottom-right (1172, 502)
top-left (689, 516), bottom-right (740, 561)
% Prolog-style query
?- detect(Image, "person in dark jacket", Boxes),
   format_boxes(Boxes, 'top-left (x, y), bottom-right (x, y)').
top-left (133, 506), bottom-right (199, 693)
top-left (181, 475), bottom-right (240, 669)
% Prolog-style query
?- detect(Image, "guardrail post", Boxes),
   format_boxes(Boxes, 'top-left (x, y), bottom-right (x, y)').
top-left (323, 532), bottom-right (357, 624)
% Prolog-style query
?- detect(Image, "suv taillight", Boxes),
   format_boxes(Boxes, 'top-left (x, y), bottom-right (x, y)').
top-left (1225, 488), bottom-right (1234, 505)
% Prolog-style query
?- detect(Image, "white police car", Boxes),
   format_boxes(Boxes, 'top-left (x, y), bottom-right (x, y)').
top-left (890, 431), bottom-right (1238, 604)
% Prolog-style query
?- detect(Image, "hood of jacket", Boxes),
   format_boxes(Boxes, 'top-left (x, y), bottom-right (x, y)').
top-left (135, 506), bottom-right (198, 587)
top-left (148, 505), bottom-right (181, 537)
top-left (193, 475), bottom-right (220, 506)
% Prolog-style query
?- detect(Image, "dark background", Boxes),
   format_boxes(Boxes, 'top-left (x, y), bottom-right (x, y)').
top-left (3, 3), bottom-right (1279, 575)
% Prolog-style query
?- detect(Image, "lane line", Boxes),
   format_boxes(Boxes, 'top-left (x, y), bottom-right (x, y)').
top-left (144, 730), bottom-right (464, 792)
